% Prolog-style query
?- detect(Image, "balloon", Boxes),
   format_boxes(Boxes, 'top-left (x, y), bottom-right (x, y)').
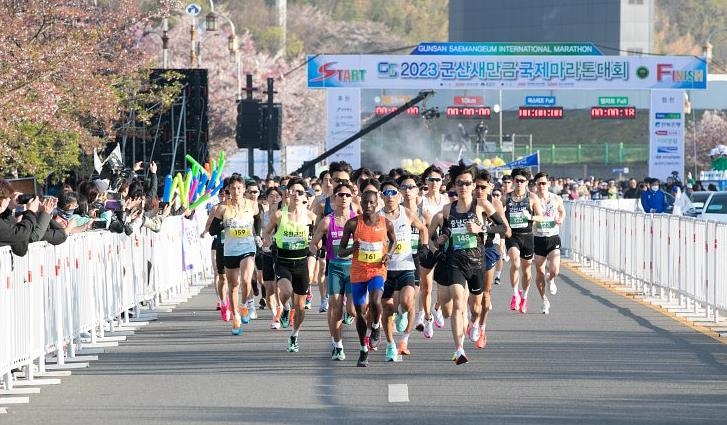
top-left (218, 151), bottom-right (226, 173)
top-left (473, 158), bottom-right (481, 164)
top-left (204, 162), bottom-right (212, 176)
top-left (482, 158), bottom-right (492, 168)
top-left (162, 174), bottom-right (173, 203)
top-left (188, 178), bottom-right (198, 203)
top-left (185, 155), bottom-right (208, 177)
top-left (413, 158), bottom-right (423, 167)
top-left (189, 193), bottom-right (211, 210)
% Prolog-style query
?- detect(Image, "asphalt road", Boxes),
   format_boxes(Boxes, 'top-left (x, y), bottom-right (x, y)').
top-left (4, 262), bottom-right (727, 425)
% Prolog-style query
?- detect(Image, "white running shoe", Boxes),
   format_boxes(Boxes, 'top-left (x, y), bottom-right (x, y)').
top-left (423, 317), bottom-right (434, 339)
top-left (548, 277), bottom-right (558, 295)
top-left (542, 297), bottom-right (551, 315)
top-left (433, 307), bottom-right (445, 329)
top-left (247, 300), bottom-right (257, 320)
top-left (414, 310), bottom-right (425, 332)
top-left (319, 296), bottom-right (329, 313)
top-left (467, 323), bottom-right (480, 342)
top-left (270, 320), bottom-right (280, 329)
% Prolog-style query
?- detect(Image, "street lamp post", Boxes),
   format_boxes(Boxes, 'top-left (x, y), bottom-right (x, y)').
top-left (206, 0), bottom-right (241, 100)
top-left (703, 28), bottom-right (727, 63)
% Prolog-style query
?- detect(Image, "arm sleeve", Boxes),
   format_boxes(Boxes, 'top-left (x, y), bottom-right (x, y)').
top-left (487, 211), bottom-right (508, 236)
top-left (209, 217), bottom-right (223, 237)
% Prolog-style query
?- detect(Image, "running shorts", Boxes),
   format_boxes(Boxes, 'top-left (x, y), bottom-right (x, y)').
top-left (382, 270), bottom-right (417, 299)
top-left (223, 252), bottom-right (255, 270)
top-left (351, 275), bottom-right (385, 306)
top-left (506, 232), bottom-right (535, 260)
top-left (274, 257), bottom-right (310, 296)
top-left (534, 235), bottom-right (561, 257)
top-left (327, 260), bottom-right (352, 296)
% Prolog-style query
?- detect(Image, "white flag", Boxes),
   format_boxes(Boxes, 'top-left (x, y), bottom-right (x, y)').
top-left (93, 148), bottom-right (103, 173)
top-left (104, 143), bottom-right (123, 169)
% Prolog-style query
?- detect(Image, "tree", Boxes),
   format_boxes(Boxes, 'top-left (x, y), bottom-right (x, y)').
top-left (687, 110), bottom-right (727, 174)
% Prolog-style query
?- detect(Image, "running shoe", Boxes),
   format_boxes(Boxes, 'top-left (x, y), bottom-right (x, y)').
top-left (453, 350), bottom-right (468, 365)
top-left (216, 301), bottom-right (221, 311)
top-left (510, 295), bottom-right (520, 311)
top-left (475, 329), bottom-right (487, 349)
top-left (357, 349), bottom-right (369, 367)
top-left (395, 311), bottom-right (408, 334)
top-left (519, 298), bottom-right (528, 314)
top-left (467, 323), bottom-right (480, 342)
top-left (343, 312), bottom-right (354, 325)
top-left (494, 276), bottom-right (501, 285)
top-left (287, 335), bottom-right (299, 352)
top-left (433, 307), bottom-right (445, 329)
top-left (398, 341), bottom-right (410, 356)
top-left (259, 297), bottom-right (267, 310)
top-left (305, 293), bottom-right (313, 310)
top-left (548, 277), bottom-right (558, 295)
top-left (280, 308), bottom-right (291, 328)
top-left (369, 327), bottom-right (381, 350)
top-left (385, 343), bottom-right (400, 362)
top-left (231, 315), bottom-right (242, 336)
top-left (423, 317), bottom-right (434, 339)
top-left (414, 310), bottom-right (425, 332)
top-left (240, 305), bottom-right (251, 324)
top-left (270, 320), bottom-right (280, 330)
top-left (332, 347), bottom-right (346, 361)
top-left (542, 297), bottom-right (550, 315)
top-left (247, 300), bottom-right (257, 320)
top-left (220, 301), bottom-right (231, 322)
top-left (319, 296), bottom-right (329, 313)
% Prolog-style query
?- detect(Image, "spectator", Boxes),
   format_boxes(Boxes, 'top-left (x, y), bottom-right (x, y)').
top-left (707, 183), bottom-right (718, 191)
top-left (607, 180), bottom-right (619, 199)
top-left (0, 179), bottom-right (39, 256)
top-left (641, 178), bottom-right (667, 213)
top-left (29, 196), bottom-right (69, 245)
top-left (622, 178), bottom-right (640, 199)
top-left (671, 186), bottom-right (693, 216)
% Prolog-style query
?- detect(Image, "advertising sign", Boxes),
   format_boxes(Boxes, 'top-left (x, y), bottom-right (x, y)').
top-left (308, 55), bottom-right (707, 90)
top-left (326, 89), bottom-right (361, 169)
top-left (649, 90), bottom-right (685, 180)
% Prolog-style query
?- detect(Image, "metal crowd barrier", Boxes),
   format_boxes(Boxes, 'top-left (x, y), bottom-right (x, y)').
top-left (561, 201), bottom-right (727, 323)
top-left (0, 213), bottom-right (212, 390)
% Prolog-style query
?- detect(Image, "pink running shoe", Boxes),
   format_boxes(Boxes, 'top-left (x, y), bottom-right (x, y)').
top-left (519, 298), bottom-right (528, 314)
top-left (509, 295), bottom-right (520, 310)
top-left (220, 301), bottom-right (231, 322)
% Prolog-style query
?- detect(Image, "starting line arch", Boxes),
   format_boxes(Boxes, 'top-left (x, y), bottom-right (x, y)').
top-left (307, 42), bottom-right (707, 180)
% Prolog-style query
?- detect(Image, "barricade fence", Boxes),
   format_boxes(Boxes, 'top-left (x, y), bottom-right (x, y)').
top-left (561, 201), bottom-right (727, 323)
top-left (1, 213), bottom-right (213, 390)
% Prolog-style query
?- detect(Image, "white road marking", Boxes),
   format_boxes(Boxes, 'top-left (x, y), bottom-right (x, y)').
top-left (388, 384), bottom-right (409, 403)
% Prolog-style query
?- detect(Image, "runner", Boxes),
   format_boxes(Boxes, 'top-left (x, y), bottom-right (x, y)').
top-left (532, 172), bottom-right (565, 314)
top-left (473, 170), bottom-right (510, 349)
top-left (262, 178), bottom-right (317, 352)
top-left (209, 175), bottom-right (258, 335)
top-left (201, 179), bottom-right (229, 320)
top-left (504, 168), bottom-right (544, 314)
top-left (414, 165), bottom-right (448, 337)
top-left (379, 179), bottom-right (428, 361)
top-left (309, 182), bottom-right (356, 361)
top-left (338, 189), bottom-right (396, 367)
top-left (245, 179), bottom-right (262, 320)
top-left (428, 161), bottom-right (490, 365)
top-left (260, 186), bottom-right (283, 328)
top-left (494, 175), bottom-right (513, 285)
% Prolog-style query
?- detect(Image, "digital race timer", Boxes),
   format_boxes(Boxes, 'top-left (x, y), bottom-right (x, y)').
top-left (374, 106), bottom-right (420, 117)
top-left (445, 106), bottom-right (491, 119)
top-left (590, 106), bottom-right (637, 119)
top-left (517, 106), bottom-right (564, 119)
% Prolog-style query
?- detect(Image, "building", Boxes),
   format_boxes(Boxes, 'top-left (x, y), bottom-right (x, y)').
top-left (449, 0), bottom-right (654, 56)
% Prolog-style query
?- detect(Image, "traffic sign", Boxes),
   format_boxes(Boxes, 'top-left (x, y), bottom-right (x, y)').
top-left (186, 3), bottom-right (201, 17)
top-left (598, 96), bottom-right (629, 106)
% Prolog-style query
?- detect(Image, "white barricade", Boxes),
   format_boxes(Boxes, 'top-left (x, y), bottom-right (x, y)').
top-left (562, 202), bottom-right (727, 322)
top-left (1, 213), bottom-right (212, 390)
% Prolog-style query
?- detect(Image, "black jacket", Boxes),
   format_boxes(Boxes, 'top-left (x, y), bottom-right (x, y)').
top-left (30, 211), bottom-right (68, 246)
top-left (0, 209), bottom-right (38, 256)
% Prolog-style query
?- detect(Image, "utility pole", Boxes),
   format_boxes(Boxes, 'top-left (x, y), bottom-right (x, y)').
top-left (265, 78), bottom-right (276, 177)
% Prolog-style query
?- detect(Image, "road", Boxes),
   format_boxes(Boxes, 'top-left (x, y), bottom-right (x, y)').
top-left (4, 262), bottom-right (727, 424)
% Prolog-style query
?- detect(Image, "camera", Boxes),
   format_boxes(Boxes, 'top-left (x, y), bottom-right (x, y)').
top-left (16, 193), bottom-right (37, 204)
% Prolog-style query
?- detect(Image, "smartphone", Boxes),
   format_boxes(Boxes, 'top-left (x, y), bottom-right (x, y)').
top-left (104, 200), bottom-right (123, 211)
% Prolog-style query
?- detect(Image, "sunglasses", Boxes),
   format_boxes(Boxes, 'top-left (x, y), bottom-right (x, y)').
top-left (279, 185), bottom-right (288, 190)
top-left (492, 193), bottom-right (502, 197)
top-left (427, 177), bottom-right (442, 182)
top-left (247, 190), bottom-right (260, 195)
top-left (455, 180), bottom-right (473, 187)
top-left (514, 179), bottom-right (528, 184)
top-left (332, 178), bottom-right (350, 185)
top-left (475, 184), bottom-right (489, 190)
top-left (291, 189), bottom-right (306, 196)
top-left (382, 189), bottom-right (399, 197)
top-left (400, 184), bottom-right (418, 190)
top-left (536, 181), bottom-right (548, 186)
top-left (335, 192), bottom-right (352, 198)
top-left (447, 191), bottom-right (457, 197)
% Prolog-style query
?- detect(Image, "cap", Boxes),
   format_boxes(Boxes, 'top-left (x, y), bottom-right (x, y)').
top-left (94, 179), bottom-right (110, 193)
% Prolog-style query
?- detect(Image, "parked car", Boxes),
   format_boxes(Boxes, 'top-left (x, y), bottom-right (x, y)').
top-left (700, 192), bottom-right (727, 223)
top-left (686, 191), bottom-right (713, 217)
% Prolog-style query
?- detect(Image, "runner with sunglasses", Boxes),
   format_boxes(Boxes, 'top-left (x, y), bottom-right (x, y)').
top-left (494, 176), bottom-right (514, 285)
top-left (260, 187), bottom-right (284, 329)
top-left (414, 165), bottom-right (448, 337)
top-left (209, 175), bottom-right (259, 336)
top-left (429, 161), bottom-right (500, 364)
top-left (201, 178), bottom-right (230, 320)
top-left (379, 179), bottom-right (429, 361)
top-left (309, 182), bottom-right (356, 360)
top-left (338, 189), bottom-right (396, 367)
top-left (473, 170), bottom-right (510, 349)
top-left (532, 172), bottom-right (565, 314)
top-left (504, 168), bottom-right (544, 314)
top-left (262, 178), bottom-right (317, 352)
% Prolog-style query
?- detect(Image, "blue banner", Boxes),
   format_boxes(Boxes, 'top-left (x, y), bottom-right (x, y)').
top-left (492, 153), bottom-right (540, 170)
top-left (525, 96), bottom-right (556, 106)
top-left (411, 42), bottom-right (603, 56)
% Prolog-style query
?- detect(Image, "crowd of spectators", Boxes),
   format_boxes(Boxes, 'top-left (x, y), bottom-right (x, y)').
top-left (0, 161), bottom-right (190, 257)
